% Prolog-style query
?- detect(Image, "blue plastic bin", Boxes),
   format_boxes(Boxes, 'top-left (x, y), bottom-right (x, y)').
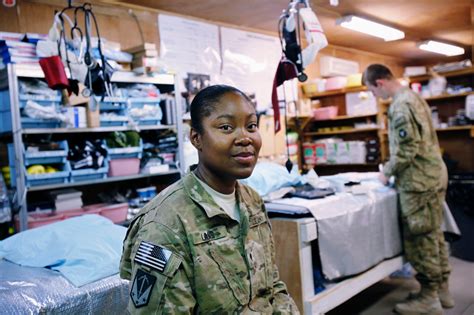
top-left (98, 96), bottom-right (128, 111)
top-left (100, 116), bottom-right (129, 127)
top-left (0, 111), bottom-right (12, 133)
top-left (107, 140), bottom-right (143, 160)
top-left (24, 140), bottom-right (69, 166)
top-left (0, 90), bottom-right (11, 112)
top-left (19, 93), bottom-right (61, 109)
top-left (128, 97), bottom-right (163, 125)
top-left (70, 159), bottom-right (109, 182)
top-left (24, 162), bottom-right (71, 187)
top-left (21, 117), bottom-right (61, 129)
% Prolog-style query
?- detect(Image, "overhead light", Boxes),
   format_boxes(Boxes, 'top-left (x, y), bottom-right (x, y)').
top-left (417, 40), bottom-right (465, 56)
top-left (336, 15), bottom-right (405, 41)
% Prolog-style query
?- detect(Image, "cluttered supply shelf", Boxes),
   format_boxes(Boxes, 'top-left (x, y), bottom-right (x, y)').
top-left (0, 63), bottom-right (184, 232)
top-left (295, 80), bottom-right (382, 175)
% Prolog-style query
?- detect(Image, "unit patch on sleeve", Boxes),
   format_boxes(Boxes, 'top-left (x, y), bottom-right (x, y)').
top-left (134, 241), bottom-right (171, 273)
top-left (399, 129), bottom-right (407, 138)
top-left (131, 268), bottom-right (156, 308)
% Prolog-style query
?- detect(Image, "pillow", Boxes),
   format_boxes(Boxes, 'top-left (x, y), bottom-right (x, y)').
top-left (0, 214), bottom-right (126, 287)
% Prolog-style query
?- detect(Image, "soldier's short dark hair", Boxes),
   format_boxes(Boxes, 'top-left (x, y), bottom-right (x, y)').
top-left (190, 85), bottom-right (252, 134)
top-left (362, 64), bottom-right (394, 86)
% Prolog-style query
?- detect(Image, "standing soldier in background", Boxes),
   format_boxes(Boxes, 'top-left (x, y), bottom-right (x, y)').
top-left (363, 64), bottom-right (454, 315)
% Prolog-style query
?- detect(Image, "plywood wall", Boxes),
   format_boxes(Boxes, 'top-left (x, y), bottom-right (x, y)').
top-left (0, 0), bottom-right (160, 51)
top-left (1, 0), bottom-right (405, 77)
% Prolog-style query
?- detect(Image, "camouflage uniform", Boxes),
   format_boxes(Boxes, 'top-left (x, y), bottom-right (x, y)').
top-left (120, 172), bottom-right (299, 314)
top-left (383, 87), bottom-right (450, 291)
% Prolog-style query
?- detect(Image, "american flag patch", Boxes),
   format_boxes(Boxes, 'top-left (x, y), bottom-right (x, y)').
top-left (134, 241), bottom-right (171, 273)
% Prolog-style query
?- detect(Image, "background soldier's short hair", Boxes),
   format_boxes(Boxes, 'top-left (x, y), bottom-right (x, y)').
top-left (362, 64), bottom-right (394, 86)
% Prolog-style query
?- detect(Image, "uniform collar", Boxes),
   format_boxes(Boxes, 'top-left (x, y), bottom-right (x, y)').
top-left (183, 172), bottom-right (241, 219)
top-left (392, 86), bottom-right (410, 102)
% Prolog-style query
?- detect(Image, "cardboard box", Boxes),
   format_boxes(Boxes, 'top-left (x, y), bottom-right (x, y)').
top-left (258, 115), bottom-right (286, 157)
top-left (86, 99), bottom-right (100, 128)
top-left (345, 91), bottom-right (377, 116)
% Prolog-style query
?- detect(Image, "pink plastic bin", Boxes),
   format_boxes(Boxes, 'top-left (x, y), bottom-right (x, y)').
top-left (108, 158), bottom-right (140, 177)
top-left (98, 203), bottom-right (128, 223)
top-left (325, 76), bottom-right (347, 90)
top-left (313, 106), bottom-right (338, 120)
top-left (61, 207), bottom-right (101, 219)
top-left (15, 212), bottom-right (65, 230)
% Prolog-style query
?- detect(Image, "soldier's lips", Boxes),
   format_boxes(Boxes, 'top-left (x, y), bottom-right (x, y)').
top-left (232, 152), bottom-right (255, 163)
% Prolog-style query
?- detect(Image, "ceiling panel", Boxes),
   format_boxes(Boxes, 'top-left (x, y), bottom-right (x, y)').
top-left (114, 0), bottom-right (473, 63)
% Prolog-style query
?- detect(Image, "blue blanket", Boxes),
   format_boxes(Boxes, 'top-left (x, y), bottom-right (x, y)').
top-left (0, 214), bottom-right (126, 287)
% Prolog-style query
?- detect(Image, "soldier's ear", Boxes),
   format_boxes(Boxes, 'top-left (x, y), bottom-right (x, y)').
top-left (375, 79), bottom-right (384, 88)
top-left (190, 127), bottom-right (202, 151)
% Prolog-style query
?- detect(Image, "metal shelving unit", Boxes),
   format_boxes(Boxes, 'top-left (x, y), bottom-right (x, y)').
top-left (28, 169), bottom-right (181, 192)
top-left (2, 64), bottom-right (184, 231)
top-left (22, 124), bottom-right (176, 134)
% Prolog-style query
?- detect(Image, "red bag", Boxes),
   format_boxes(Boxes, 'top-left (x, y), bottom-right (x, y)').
top-left (39, 55), bottom-right (69, 90)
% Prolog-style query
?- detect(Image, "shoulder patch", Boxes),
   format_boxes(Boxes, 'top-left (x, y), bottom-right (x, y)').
top-left (131, 268), bottom-right (156, 308)
top-left (134, 241), bottom-right (171, 273)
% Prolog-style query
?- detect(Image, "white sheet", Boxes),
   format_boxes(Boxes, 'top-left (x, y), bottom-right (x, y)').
top-left (272, 188), bottom-right (402, 280)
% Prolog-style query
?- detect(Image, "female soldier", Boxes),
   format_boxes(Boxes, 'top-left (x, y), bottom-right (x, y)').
top-left (120, 85), bottom-right (299, 314)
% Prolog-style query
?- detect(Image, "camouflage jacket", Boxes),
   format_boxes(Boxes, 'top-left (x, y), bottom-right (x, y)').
top-left (120, 172), bottom-right (299, 314)
top-left (383, 87), bottom-right (447, 192)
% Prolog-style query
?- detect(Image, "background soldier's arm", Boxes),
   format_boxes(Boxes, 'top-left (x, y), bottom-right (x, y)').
top-left (383, 105), bottom-right (421, 178)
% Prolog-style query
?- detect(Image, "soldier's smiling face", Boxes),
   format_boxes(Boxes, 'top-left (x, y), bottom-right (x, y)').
top-left (192, 92), bottom-right (262, 183)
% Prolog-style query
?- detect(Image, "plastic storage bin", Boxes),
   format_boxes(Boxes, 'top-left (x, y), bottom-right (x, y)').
top-left (21, 117), bottom-right (61, 129)
top-left (345, 91), bottom-right (377, 116)
top-left (97, 203), bottom-right (128, 223)
top-left (14, 212), bottom-right (65, 230)
top-left (24, 140), bottom-right (69, 165)
top-left (24, 162), bottom-right (71, 187)
top-left (19, 93), bottom-right (61, 109)
top-left (108, 158), bottom-right (140, 177)
top-left (313, 106), bottom-right (338, 120)
top-left (346, 73), bottom-right (362, 88)
top-left (0, 91), bottom-right (12, 133)
top-left (8, 141), bottom-right (68, 166)
top-left (128, 97), bottom-right (163, 125)
top-left (70, 159), bottom-right (109, 182)
top-left (325, 76), bottom-right (347, 90)
top-left (100, 116), bottom-right (129, 127)
top-left (99, 96), bottom-right (129, 127)
top-left (98, 96), bottom-right (128, 111)
top-left (107, 140), bottom-right (143, 160)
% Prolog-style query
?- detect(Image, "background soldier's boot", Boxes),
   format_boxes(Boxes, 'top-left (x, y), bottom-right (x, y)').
top-left (438, 281), bottom-right (454, 308)
top-left (406, 282), bottom-right (454, 309)
top-left (395, 288), bottom-right (443, 315)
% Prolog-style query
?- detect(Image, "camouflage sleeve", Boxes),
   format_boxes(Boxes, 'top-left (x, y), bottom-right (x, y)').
top-left (120, 215), bottom-right (196, 314)
top-left (383, 105), bottom-right (421, 178)
top-left (262, 204), bottom-right (300, 314)
top-left (271, 270), bottom-right (300, 314)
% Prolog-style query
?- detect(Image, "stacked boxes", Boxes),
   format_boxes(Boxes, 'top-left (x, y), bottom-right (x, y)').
top-left (303, 139), bottom-right (368, 166)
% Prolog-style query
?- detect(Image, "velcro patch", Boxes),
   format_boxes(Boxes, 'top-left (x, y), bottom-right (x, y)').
top-left (131, 269), bottom-right (156, 308)
top-left (134, 241), bottom-right (171, 273)
top-left (192, 225), bottom-right (227, 245)
top-left (249, 212), bottom-right (267, 227)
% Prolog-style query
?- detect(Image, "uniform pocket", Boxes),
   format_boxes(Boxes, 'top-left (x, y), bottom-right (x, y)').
top-left (402, 195), bottom-right (436, 235)
top-left (191, 231), bottom-right (248, 312)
